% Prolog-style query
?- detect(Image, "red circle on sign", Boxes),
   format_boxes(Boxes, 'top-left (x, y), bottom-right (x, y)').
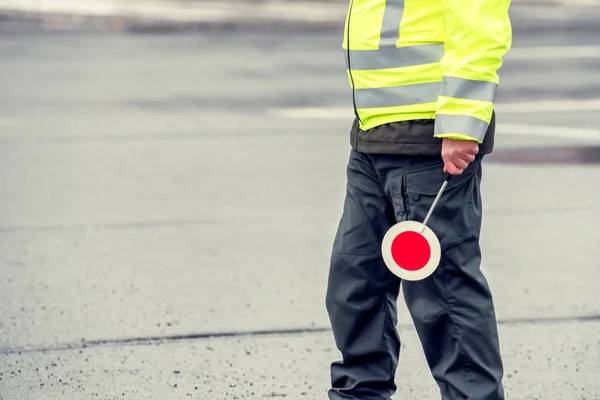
top-left (391, 231), bottom-right (431, 271)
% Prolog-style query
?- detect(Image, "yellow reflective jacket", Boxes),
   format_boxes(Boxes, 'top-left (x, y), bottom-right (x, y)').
top-left (343, 0), bottom-right (512, 143)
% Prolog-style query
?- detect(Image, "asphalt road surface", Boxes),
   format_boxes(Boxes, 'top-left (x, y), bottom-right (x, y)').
top-left (1, 2), bottom-right (600, 399)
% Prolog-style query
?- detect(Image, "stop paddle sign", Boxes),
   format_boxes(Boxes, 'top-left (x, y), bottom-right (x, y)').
top-left (382, 173), bottom-right (452, 281)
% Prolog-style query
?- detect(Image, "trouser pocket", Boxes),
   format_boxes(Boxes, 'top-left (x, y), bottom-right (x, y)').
top-left (403, 156), bottom-right (481, 250)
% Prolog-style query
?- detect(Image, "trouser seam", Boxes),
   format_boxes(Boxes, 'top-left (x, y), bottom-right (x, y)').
top-left (442, 254), bottom-right (472, 398)
top-left (346, 188), bottom-right (382, 250)
top-left (384, 299), bottom-right (393, 380)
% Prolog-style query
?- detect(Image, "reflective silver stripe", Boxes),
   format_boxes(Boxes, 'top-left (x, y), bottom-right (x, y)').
top-left (344, 44), bottom-right (444, 71)
top-left (434, 114), bottom-right (489, 142)
top-left (380, 0), bottom-right (404, 46)
top-left (441, 77), bottom-right (498, 103)
top-left (354, 82), bottom-right (441, 109)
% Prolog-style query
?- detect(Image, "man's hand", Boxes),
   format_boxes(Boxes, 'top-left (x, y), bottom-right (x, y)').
top-left (441, 138), bottom-right (479, 175)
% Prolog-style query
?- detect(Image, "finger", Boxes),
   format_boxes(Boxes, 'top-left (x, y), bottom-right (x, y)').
top-left (468, 144), bottom-right (480, 155)
top-left (445, 160), bottom-right (463, 175)
top-left (460, 153), bottom-right (476, 163)
top-left (451, 157), bottom-right (469, 170)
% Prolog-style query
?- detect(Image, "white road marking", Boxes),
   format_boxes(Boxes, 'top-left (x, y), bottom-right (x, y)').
top-left (269, 107), bottom-right (349, 120)
top-left (548, 0), bottom-right (600, 5)
top-left (1, 0), bottom-right (597, 24)
top-left (0, 0), bottom-right (346, 22)
top-left (496, 99), bottom-right (600, 114)
top-left (500, 124), bottom-right (600, 141)
top-left (509, 46), bottom-right (600, 60)
top-left (0, 118), bottom-right (18, 128)
top-left (268, 99), bottom-right (600, 120)
top-left (516, 7), bottom-right (600, 20)
top-left (268, 100), bottom-right (600, 141)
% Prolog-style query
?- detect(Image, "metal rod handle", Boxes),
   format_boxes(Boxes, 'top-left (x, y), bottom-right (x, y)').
top-left (420, 173), bottom-right (453, 232)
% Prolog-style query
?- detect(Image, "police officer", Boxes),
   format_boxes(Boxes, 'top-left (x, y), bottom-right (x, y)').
top-left (325, 0), bottom-right (512, 399)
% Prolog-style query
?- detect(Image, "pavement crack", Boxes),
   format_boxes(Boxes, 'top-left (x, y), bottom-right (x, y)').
top-left (0, 219), bottom-right (230, 233)
top-left (0, 327), bottom-right (331, 356)
top-left (499, 313), bottom-right (600, 325)
top-left (1, 314), bottom-right (599, 356)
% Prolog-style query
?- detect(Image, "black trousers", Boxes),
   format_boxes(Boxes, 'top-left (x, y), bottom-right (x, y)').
top-left (326, 150), bottom-right (504, 400)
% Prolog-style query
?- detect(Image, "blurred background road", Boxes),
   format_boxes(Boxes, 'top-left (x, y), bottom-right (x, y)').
top-left (1, 0), bottom-right (600, 399)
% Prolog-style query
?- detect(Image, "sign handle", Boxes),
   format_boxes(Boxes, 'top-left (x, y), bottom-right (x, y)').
top-left (420, 173), bottom-right (453, 232)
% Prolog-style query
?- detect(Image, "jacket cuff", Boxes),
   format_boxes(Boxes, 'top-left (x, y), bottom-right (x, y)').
top-left (433, 114), bottom-right (490, 144)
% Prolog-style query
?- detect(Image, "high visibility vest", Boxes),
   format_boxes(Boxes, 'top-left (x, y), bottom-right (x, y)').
top-left (343, 0), bottom-right (512, 143)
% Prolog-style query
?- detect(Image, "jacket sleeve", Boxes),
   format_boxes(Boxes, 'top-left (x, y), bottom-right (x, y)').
top-left (434, 0), bottom-right (512, 143)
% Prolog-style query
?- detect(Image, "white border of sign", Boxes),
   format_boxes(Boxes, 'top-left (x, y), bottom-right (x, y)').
top-left (381, 221), bottom-right (441, 281)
